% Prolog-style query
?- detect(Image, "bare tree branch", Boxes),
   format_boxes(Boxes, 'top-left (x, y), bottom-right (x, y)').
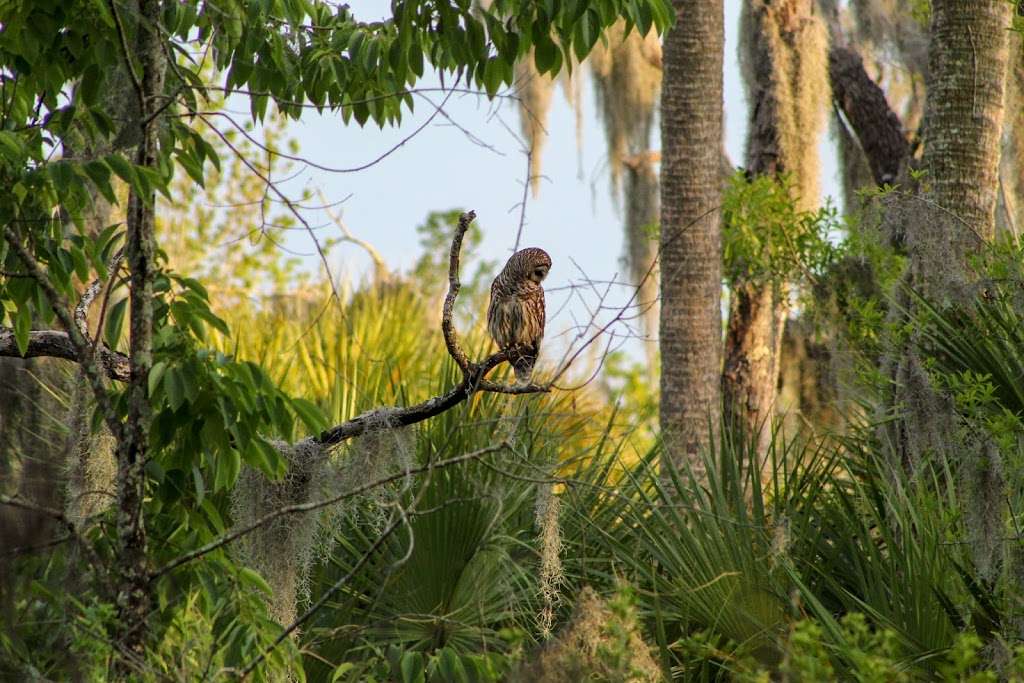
top-left (74, 247), bottom-right (125, 342)
top-left (0, 327), bottom-right (130, 381)
top-left (829, 46), bottom-right (910, 186)
top-left (317, 210), bottom-right (548, 446)
top-left (316, 189), bottom-right (390, 283)
top-left (442, 210), bottom-right (476, 374)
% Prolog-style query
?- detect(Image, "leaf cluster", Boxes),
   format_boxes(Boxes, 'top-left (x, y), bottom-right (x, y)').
top-left (722, 172), bottom-right (840, 286)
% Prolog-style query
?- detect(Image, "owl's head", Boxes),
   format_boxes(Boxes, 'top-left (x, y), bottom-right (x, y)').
top-left (509, 247), bottom-right (552, 285)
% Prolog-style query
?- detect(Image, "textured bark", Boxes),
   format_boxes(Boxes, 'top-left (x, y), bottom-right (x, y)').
top-left (725, 0), bottom-right (829, 452)
top-left (913, 1), bottom-right (1010, 264)
top-left (776, 317), bottom-right (838, 433)
top-left (887, 0), bottom-right (1011, 480)
top-left (658, 0), bottom-right (724, 471)
top-left (0, 328), bottom-right (130, 379)
top-left (722, 282), bottom-right (787, 448)
top-left (829, 46), bottom-right (909, 186)
top-left (997, 39), bottom-right (1024, 241)
top-left (112, 0), bottom-right (165, 670)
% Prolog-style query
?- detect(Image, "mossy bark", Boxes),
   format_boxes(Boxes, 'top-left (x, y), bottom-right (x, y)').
top-left (886, 1), bottom-right (1012, 591)
top-left (112, 0), bottom-right (166, 671)
top-left (725, 0), bottom-right (829, 453)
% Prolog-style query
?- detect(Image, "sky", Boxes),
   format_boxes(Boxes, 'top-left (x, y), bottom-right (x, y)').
top-left (257, 1), bottom-right (842, 364)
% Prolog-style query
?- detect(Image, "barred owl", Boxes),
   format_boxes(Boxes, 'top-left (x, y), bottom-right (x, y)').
top-left (487, 248), bottom-right (551, 384)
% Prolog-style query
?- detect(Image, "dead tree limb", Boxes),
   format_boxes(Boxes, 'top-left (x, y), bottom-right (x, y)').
top-left (0, 327), bottom-right (130, 381)
top-left (829, 46), bottom-right (910, 186)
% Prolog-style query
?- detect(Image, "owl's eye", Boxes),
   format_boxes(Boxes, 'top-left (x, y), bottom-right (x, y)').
top-left (534, 268), bottom-right (546, 278)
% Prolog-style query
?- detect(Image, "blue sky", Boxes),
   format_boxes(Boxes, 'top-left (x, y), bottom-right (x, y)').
top-left (264, 1), bottom-right (841, 362)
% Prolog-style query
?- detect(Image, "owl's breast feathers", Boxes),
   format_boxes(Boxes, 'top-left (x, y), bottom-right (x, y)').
top-left (487, 278), bottom-right (545, 351)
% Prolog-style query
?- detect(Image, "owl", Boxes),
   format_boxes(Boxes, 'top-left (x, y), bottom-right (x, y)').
top-left (487, 247), bottom-right (551, 384)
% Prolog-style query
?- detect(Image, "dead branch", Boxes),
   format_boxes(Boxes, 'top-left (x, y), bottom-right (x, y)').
top-left (0, 327), bottom-right (130, 381)
top-left (441, 210), bottom-right (475, 374)
top-left (316, 210), bottom-right (547, 446)
top-left (73, 247), bottom-right (125, 341)
top-left (316, 189), bottom-right (390, 283)
top-left (829, 46), bottom-right (910, 186)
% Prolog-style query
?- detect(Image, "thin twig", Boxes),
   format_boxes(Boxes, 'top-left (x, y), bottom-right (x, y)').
top-left (316, 189), bottom-right (390, 282)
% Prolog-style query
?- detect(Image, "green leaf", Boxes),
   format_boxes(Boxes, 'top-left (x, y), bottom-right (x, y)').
top-left (330, 663), bottom-right (356, 683)
top-left (246, 438), bottom-right (282, 478)
top-left (482, 58), bottom-right (503, 97)
top-left (14, 304), bottom-right (30, 356)
top-left (192, 464), bottom-right (205, 505)
top-left (195, 308), bottom-right (230, 337)
top-left (400, 651), bottom-right (425, 683)
top-left (291, 397), bottom-right (327, 433)
top-left (105, 298), bottom-right (128, 350)
top-left (105, 154), bottom-right (139, 192)
top-left (83, 160), bottom-right (117, 204)
top-left (238, 567), bottom-right (272, 595)
top-left (149, 360), bottom-right (168, 398)
top-left (438, 648), bottom-right (468, 683)
top-left (534, 33), bottom-right (558, 74)
top-left (573, 10), bottom-right (600, 62)
top-left (0, 131), bottom-right (24, 161)
top-left (214, 449), bottom-right (241, 491)
top-left (164, 368), bottom-right (185, 410)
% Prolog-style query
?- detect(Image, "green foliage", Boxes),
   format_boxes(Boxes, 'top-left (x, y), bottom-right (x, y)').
top-left (722, 172), bottom-right (840, 286)
top-left (158, 95), bottom-right (313, 295)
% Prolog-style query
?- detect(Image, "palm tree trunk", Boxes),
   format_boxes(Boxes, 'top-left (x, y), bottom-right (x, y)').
top-left (886, 0), bottom-right (1011, 587)
top-left (914, 0), bottom-right (1011, 266)
top-left (658, 0), bottom-right (724, 474)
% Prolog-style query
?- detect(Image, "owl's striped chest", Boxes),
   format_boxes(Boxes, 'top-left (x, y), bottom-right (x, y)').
top-left (487, 283), bottom-right (545, 349)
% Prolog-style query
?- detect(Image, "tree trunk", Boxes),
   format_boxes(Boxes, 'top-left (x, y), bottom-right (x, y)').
top-left (658, 0), bottom-right (724, 473)
top-left (722, 281), bottom-right (787, 450)
top-left (829, 46), bottom-right (910, 189)
top-left (913, 1), bottom-right (1010, 269)
top-left (997, 37), bottom-right (1023, 241)
top-left (113, 0), bottom-right (165, 671)
top-left (724, 0), bottom-right (829, 452)
top-left (884, 1), bottom-right (1011, 592)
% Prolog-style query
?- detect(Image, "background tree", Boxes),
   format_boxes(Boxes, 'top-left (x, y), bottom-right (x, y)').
top-left (724, 0), bottom-right (830, 452)
top-left (590, 22), bottom-right (664, 372)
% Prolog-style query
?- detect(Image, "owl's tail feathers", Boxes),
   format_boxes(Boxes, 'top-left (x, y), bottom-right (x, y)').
top-left (507, 346), bottom-right (537, 386)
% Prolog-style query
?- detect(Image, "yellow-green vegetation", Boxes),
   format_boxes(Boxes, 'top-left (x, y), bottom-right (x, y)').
top-left (5, 1), bottom-right (1024, 681)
